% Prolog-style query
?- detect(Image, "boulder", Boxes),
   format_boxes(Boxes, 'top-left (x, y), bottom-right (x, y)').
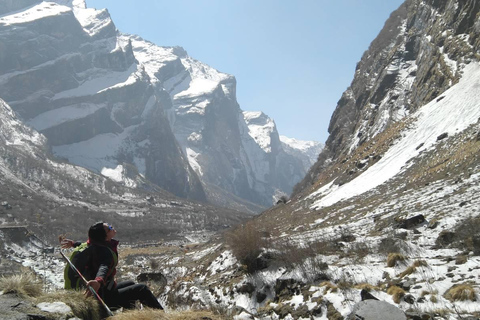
top-left (136, 272), bottom-right (167, 288)
top-left (347, 300), bottom-right (407, 320)
top-left (396, 214), bottom-right (426, 229)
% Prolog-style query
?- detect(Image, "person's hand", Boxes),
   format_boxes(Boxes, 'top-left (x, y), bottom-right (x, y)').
top-left (60, 238), bottom-right (74, 249)
top-left (85, 280), bottom-right (101, 297)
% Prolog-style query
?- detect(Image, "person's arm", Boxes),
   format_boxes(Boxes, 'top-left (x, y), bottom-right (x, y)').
top-left (60, 239), bottom-right (82, 249)
top-left (93, 246), bottom-right (113, 287)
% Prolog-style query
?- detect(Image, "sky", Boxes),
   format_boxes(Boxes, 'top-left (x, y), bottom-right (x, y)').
top-left (87, 0), bottom-right (405, 143)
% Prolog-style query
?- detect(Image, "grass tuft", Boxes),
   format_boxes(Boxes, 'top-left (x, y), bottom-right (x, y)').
top-left (386, 253), bottom-right (406, 267)
top-left (0, 268), bottom-right (43, 298)
top-left (387, 285), bottom-right (406, 304)
top-left (397, 265), bottom-right (416, 278)
top-left (444, 283), bottom-right (477, 302)
top-left (320, 281), bottom-right (338, 294)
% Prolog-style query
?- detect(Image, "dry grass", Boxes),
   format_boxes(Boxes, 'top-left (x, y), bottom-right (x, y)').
top-left (386, 253), bottom-right (406, 267)
top-left (354, 283), bottom-right (380, 291)
top-left (0, 268), bottom-right (43, 298)
top-left (320, 281), bottom-right (338, 294)
top-left (444, 283), bottom-right (477, 302)
top-left (387, 286), bottom-right (406, 304)
top-left (38, 290), bottom-right (101, 320)
top-left (412, 259), bottom-right (427, 267)
top-left (397, 265), bottom-right (416, 278)
top-left (109, 309), bottom-right (226, 320)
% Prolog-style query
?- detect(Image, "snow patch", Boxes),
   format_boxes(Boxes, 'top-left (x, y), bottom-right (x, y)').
top-left (0, 2), bottom-right (71, 26)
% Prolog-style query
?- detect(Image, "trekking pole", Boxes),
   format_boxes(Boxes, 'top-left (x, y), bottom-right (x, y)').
top-left (59, 249), bottom-right (114, 317)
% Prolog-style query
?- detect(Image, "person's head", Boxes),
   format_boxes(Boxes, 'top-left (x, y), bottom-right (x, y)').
top-left (88, 222), bottom-right (116, 242)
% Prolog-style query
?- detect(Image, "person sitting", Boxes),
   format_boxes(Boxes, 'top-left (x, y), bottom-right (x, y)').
top-left (61, 222), bottom-right (163, 310)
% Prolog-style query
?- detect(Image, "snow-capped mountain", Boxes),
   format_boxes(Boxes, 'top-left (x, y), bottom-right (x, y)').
top-left (280, 135), bottom-right (323, 170)
top-left (0, 0), bottom-right (320, 211)
top-left (121, 33), bottom-right (320, 209)
top-left (2, 0), bottom-right (480, 319)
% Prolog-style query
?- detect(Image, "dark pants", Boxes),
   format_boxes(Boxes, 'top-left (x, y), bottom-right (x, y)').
top-left (103, 280), bottom-right (163, 310)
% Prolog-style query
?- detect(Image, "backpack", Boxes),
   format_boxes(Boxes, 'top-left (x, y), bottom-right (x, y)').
top-left (63, 242), bottom-right (117, 290)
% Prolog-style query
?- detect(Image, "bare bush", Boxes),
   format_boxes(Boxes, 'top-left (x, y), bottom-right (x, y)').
top-left (275, 238), bottom-right (330, 282)
top-left (346, 242), bottom-right (371, 263)
top-left (225, 222), bottom-right (267, 273)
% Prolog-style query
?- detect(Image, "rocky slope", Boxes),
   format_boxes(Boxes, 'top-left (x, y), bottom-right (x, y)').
top-left (0, 0), bottom-right (320, 211)
top-left (0, 98), bottom-right (253, 245)
top-left (124, 0), bottom-right (479, 319)
top-left (294, 0), bottom-right (480, 196)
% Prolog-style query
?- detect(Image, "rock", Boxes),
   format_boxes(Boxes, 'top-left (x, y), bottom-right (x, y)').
top-left (396, 215), bottom-right (426, 229)
top-left (435, 231), bottom-right (456, 247)
top-left (274, 278), bottom-right (304, 299)
top-left (37, 301), bottom-right (71, 314)
top-left (256, 291), bottom-right (267, 303)
top-left (437, 132), bottom-right (448, 141)
top-left (136, 272), bottom-right (167, 288)
top-left (404, 294), bottom-right (415, 304)
top-left (361, 289), bottom-right (379, 301)
top-left (237, 282), bottom-right (255, 295)
top-left (347, 300), bottom-right (407, 320)
top-left (399, 279), bottom-right (414, 291)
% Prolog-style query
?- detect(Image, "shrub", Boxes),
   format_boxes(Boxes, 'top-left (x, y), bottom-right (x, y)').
top-left (386, 253), bottom-right (406, 267)
top-left (0, 268), bottom-right (43, 298)
top-left (444, 283), bottom-right (477, 302)
top-left (387, 285), bottom-right (406, 303)
top-left (276, 239), bottom-right (330, 281)
top-left (347, 242), bottom-right (371, 263)
top-left (225, 222), bottom-right (267, 273)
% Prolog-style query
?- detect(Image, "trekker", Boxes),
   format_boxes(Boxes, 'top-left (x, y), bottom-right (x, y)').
top-left (60, 222), bottom-right (163, 310)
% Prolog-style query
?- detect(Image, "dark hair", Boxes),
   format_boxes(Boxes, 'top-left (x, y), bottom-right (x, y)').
top-left (88, 221), bottom-right (107, 243)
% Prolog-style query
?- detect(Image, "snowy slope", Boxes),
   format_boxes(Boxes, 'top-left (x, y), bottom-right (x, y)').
top-left (310, 62), bottom-right (480, 209)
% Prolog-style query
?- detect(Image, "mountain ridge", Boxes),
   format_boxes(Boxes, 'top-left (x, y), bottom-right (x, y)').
top-left (0, 0), bottom-right (321, 211)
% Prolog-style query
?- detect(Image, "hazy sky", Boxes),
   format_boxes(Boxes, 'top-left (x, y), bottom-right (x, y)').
top-left (87, 0), bottom-right (405, 143)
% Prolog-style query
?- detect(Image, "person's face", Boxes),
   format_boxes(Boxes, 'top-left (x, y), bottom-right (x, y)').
top-left (104, 223), bottom-right (116, 241)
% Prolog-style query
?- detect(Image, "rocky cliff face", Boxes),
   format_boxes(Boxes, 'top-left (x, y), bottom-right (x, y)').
top-left (0, 0), bottom-right (206, 201)
top-left (0, 0), bottom-right (319, 211)
top-left (122, 33), bottom-right (321, 209)
top-left (295, 0), bottom-right (480, 195)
